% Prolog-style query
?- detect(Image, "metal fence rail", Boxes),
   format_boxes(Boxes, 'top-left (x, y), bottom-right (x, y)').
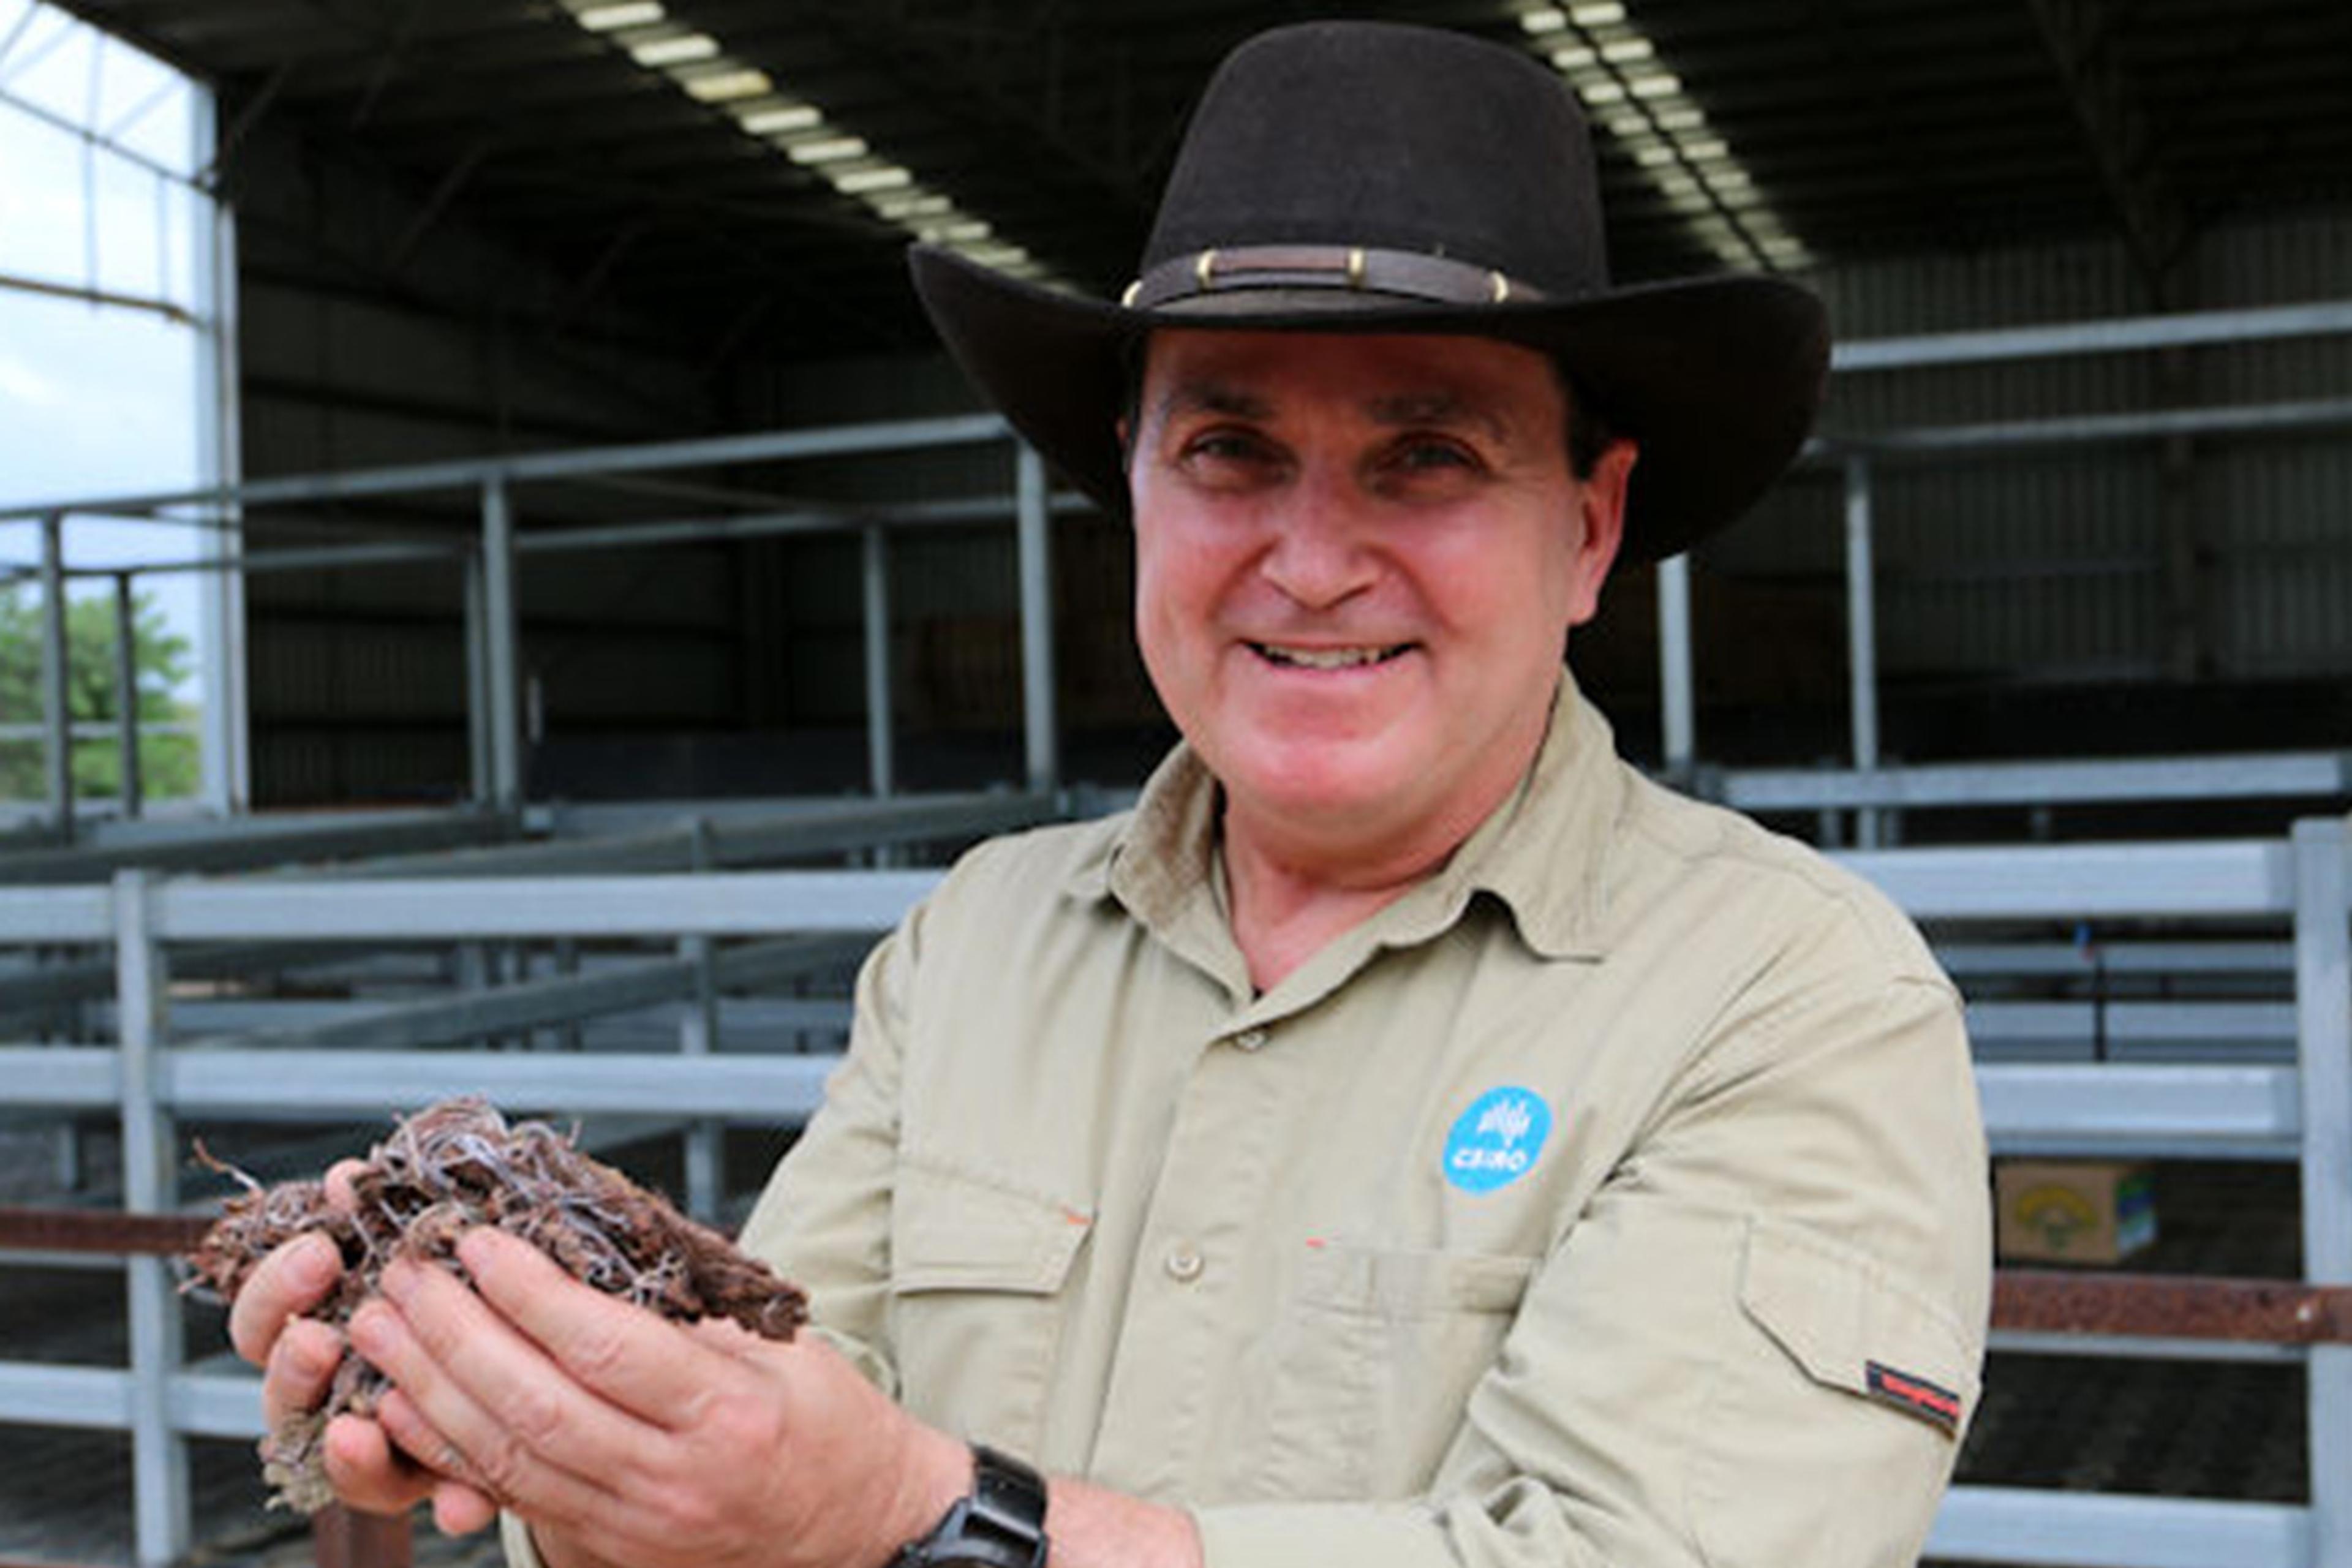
top-left (0, 820), bottom-right (2345, 1567)
top-left (6, 296), bottom-right (2350, 842)
top-left (1721, 752), bottom-right (2352, 815)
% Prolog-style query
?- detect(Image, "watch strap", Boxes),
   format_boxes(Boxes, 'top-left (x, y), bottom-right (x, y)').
top-left (888, 1444), bottom-right (1049, 1568)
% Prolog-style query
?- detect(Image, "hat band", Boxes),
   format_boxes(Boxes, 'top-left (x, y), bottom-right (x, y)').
top-left (1123, 245), bottom-right (1546, 311)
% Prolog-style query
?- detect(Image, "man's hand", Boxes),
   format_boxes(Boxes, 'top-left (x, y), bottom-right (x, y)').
top-left (223, 1161), bottom-right (497, 1534)
top-left (345, 1226), bottom-right (971, 1568)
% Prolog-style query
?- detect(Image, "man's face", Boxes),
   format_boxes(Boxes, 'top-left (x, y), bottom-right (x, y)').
top-left (1127, 329), bottom-right (1633, 853)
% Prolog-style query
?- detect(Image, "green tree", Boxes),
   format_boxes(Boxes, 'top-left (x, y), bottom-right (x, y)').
top-left (0, 583), bottom-right (198, 803)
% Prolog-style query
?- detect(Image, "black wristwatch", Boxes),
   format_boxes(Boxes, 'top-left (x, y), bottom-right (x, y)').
top-left (886, 1443), bottom-right (1049, 1567)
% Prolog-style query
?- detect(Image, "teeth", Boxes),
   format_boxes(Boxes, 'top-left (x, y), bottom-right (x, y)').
top-left (1255, 643), bottom-right (1404, 669)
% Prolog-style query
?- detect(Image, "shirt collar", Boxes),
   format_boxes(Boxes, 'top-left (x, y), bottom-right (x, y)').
top-left (1449, 674), bottom-right (1623, 960)
top-left (1066, 673), bottom-right (1625, 967)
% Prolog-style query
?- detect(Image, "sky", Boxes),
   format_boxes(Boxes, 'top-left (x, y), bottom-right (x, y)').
top-left (0, 0), bottom-right (210, 703)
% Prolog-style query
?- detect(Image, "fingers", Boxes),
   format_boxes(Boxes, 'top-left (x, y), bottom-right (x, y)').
top-left (228, 1232), bottom-right (342, 1365)
top-left (323, 1159), bottom-right (367, 1212)
top-left (262, 1316), bottom-right (345, 1430)
top-left (349, 1258), bottom-right (644, 1520)
top-left (454, 1228), bottom-right (737, 1429)
top-left (431, 1481), bottom-right (501, 1537)
top-left (318, 1414), bottom-right (437, 1518)
top-left (368, 1388), bottom-right (501, 1536)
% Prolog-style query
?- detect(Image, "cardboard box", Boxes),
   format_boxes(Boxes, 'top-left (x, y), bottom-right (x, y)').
top-left (1996, 1159), bottom-right (2157, 1265)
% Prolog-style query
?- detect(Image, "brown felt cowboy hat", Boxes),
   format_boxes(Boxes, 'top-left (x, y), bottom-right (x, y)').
top-left (910, 20), bottom-right (1829, 562)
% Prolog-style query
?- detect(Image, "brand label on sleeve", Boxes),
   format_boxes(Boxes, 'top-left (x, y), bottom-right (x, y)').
top-left (1866, 1360), bottom-right (1962, 1434)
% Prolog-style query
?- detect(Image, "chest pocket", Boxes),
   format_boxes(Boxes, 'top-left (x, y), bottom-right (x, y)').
top-left (888, 1156), bottom-right (1092, 1458)
top-left (1240, 1243), bottom-right (1537, 1501)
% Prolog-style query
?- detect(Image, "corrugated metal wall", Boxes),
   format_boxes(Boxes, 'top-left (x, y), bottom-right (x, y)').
top-left (236, 118), bottom-right (734, 805)
top-left (1704, 206), bottom-right (2352, 695)
top-left (239, 186), bottom-right (2348, 802)
top-left (730, 350), bottom-right (1162, 778)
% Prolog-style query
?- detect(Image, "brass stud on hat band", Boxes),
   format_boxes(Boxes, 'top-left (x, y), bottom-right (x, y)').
top-left (1123, 244), bottom-right (1547, 312)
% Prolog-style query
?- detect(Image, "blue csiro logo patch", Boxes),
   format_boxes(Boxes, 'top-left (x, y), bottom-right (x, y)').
top-left (1443, 1086), bottom-right (1553, 1194)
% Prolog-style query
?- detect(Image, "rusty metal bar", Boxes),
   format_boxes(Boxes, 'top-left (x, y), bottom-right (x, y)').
top-left (1995, 1271), bottom-right (2352, 1344)
top-left (17, 1197), bottom-right (2352, 1349)
top-left (0, 1205), bottom-right (415, 1568)
top-left (0, 1205), bottom-right (208, 1255)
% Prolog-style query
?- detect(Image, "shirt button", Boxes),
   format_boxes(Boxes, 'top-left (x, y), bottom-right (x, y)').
top-left (1232, 1028), bottom-right (1268, 1051)
top-left (1165, 1243), bottom-right (1205, 1283)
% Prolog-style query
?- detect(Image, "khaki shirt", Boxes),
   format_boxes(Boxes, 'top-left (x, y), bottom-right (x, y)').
top-left (675, 679), bottom-right (1986, 1566)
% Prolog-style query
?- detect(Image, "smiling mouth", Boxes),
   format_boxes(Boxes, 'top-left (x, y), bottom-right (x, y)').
top-left (1248, 641), bottom-right (1415, 670)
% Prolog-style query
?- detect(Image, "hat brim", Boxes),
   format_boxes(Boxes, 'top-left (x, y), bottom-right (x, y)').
top-left (911, 244), bottom-right (1828, 563)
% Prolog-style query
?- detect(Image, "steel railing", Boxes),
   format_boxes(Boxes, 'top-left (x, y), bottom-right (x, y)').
top-left (0, 819), bottom-right (2345, 1566)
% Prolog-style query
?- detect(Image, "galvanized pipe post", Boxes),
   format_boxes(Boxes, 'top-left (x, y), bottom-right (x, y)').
top-left (115, 869), bottom-right (189, 1567)
top-left (1015, 445), bottom-right (1059, 794)
top-left (192, 85), bottom-right (249, 818)
top-left (1842, 457), bottom-right (1883, 848)
top-left (462, 551), bottom-right (492, 805)
top-left (861, 524), bottom-right (895, 799)
top-left (679, 818), bottom-right (722, 1222)
top-left (480, 475), bottom-right (524, 808)
top-left (2295, 817), bottom-right (2352, 1568)
top-left (39, 512), bottom-right (74, 842)
top-left (555, 937), bottom-right (583, 1055)
top-left (1655, 552), bottom-right (1695, 777)
top-left (113, 571), bottom-right (143, 819)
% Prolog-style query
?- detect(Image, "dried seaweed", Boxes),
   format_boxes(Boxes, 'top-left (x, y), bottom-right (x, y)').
top-left (183, 1096), bottom-right (807, 1514)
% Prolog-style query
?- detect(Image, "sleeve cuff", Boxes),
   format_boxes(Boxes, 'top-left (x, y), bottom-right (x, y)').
top-left (1191, 1501), bottom-right (1447, 1568)
top-left (499, 1509), bottom-right (544, 1568)
top-left (806, 1322), bottom-right (898, 1398)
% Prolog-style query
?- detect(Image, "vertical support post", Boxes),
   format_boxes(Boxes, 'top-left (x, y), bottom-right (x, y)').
top-left (192, 82), bottom-right (251, 817)
top-left (1843, 457), bottom-right (1883, 849)
top-left (1655, 552), bottom-right (1695, 777)
top-left (40, 513), bottom-right (74, 842)
top-left (480, 475), bottom-right (524, 809)
top-left (679, 818), bottom-right (722, 1223)
top-left (115, 869), bottom-right (189, 1568)
top-left (462, 550), bottom-right (492, 805)
top-left (114, 572), bottom-right (145, 819)
top-left (1015, 445), bottom-right (1059, 794)
top-left (555, 937), bottom-right (583, 1055)
top-left (2296, 818), bottom-right (2352, 1568)
top-left (2157, 345), bottom-right (2203, 682)
top-left (312, 1505), bottom-right (413, 1568)
top-left (861, 524), bottom-right (895, 799)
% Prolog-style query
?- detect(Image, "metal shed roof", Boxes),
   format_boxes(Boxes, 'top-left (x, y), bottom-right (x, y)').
top-left (45, 0), bottom-right (2352, 365)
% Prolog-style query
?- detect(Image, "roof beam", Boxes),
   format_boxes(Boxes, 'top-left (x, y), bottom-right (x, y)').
top-left (347, 0), bottom-right (430, 130)
top-left (385, 139), bottom-right (494, 276)
top-left (712, 0), bottom-right (1159, 214)
top-left (2025, 0), bottom-right (2193, 297)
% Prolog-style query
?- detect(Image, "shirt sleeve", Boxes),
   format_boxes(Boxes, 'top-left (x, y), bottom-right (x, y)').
top-left (731, 904), bottom-right (926, 1399)
top-left (1192, 954), bottom-right (1991, 1568)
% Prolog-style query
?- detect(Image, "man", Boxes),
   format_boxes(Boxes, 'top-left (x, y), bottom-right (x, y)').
top-left (232, 21), bottom-right (1989, 1568)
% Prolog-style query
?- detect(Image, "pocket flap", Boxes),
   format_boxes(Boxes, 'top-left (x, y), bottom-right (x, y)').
top-left (1738, 1216), bottom-right (1978, 1434)
top-left (1298, 1243), bottom-right (1539, 1318)
top-left (891, 1156), bottom-right (1093, 1296)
